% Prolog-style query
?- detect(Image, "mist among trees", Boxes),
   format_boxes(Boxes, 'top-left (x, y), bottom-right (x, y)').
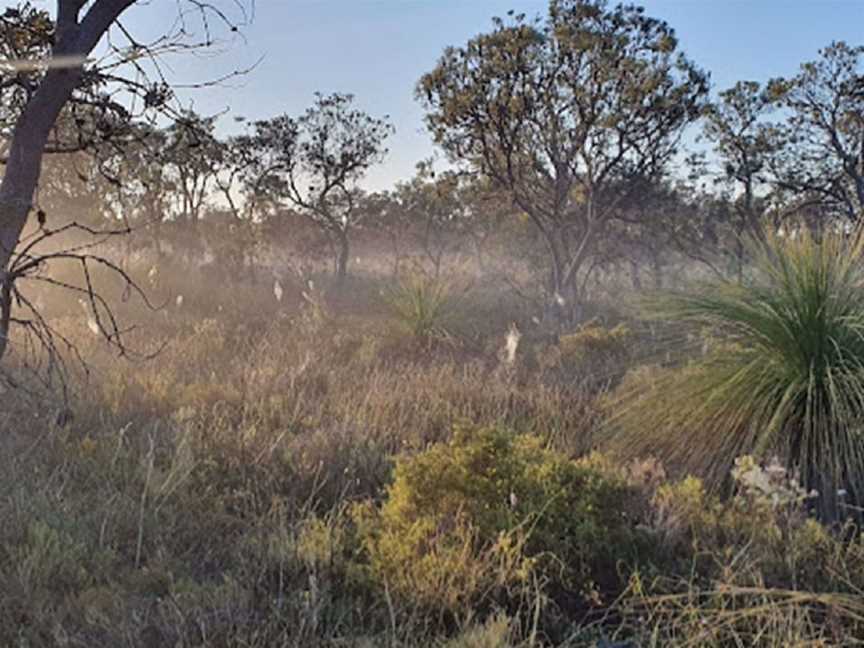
top-left (0, 1), bottom-right (863, 645)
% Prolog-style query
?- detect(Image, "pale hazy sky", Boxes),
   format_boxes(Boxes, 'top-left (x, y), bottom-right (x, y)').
top-left (27, 1), bottom-right (864, 190)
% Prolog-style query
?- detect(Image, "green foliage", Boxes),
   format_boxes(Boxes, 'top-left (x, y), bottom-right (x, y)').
top-left (608, 228), bottom-right (864, 518)
top-left (354, 425), bottom-right (637, 619)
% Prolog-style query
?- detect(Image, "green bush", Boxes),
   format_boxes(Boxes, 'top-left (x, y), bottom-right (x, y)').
top-left (354, 425), bottom-right (638, 620)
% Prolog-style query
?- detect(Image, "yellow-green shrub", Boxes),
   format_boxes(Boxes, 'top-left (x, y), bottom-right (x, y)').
top-left (647, 462), bottom-right (864, 593)
top-left (538, 320), bottom-right (634, 386)
top-left (354, 425), bottom-right (637, 618)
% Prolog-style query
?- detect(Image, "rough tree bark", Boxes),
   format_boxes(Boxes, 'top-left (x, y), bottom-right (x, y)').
top-left (0, 0), bottom-right (136, 361)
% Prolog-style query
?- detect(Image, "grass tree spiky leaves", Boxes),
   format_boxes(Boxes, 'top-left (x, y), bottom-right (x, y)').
top-left (608, 227), bottom-right (864, 519)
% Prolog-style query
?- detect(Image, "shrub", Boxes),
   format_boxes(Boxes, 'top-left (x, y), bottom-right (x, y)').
top-left (354, 425), bottom-right (638, 621)
top-left (537, 319), bottom-right (634, 387)
top-left (559, 321), bottom-right (632, 368)
top-left (381, 274), bottom-right (456, 344)
top-left (607, 227), bottom-right (864, 519)
top-left (611, 458), bottom-right (864, 646)
top-left (642, 458), bottom-right (864, 594)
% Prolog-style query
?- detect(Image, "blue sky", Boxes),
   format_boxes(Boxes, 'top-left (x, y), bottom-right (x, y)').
top-left (39, 1), bottom-right (864, 189)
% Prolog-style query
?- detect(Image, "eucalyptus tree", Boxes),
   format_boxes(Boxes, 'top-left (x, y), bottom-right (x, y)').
top-left (247, 92), bottom-right (394, 283)
top-left (418, 0), bottom-right (708, 322)
top-left (0, 0), bottom-right (249, 373)
top-left (702, 81), bottom-right (779, 277)
top-left (767, 41), bottom-right (864, 224)
top-left (164, 111), bottom-right (221, 234)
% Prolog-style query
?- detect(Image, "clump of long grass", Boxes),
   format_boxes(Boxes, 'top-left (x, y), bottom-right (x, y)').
top-left (615, 582), bottom-right (864, 647)
top-left (382, 273), bottom-right (457, 344)
top-left (607, 226), bottom-right (864, 519)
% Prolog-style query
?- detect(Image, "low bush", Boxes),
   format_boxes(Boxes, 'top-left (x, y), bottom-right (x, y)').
top-left (354, 424), bottom-right (640, 626)
top-left (606, 456), bottom-right (864, 647)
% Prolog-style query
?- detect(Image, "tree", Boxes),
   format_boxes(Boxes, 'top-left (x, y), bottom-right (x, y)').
top-left (248, 93), bottom-right (394, 283)
top-left (767, 41), bottom-right (864, 224)
top-left (394, 161), bottom-right (474, 278)
top-left (163, 111), bottom-right (221, 243)
top-left (100, 123), bottom-right (174, 261)
top-left (418, 0), bottom-right (707, 323)
top-left (0, 0), bottom-right (248, 368)
top-left (703, 81), bottom-right (779, 278)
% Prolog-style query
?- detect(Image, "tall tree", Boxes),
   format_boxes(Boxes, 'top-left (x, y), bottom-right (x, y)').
top-left (703, 81), bottom-right (778, 277)
top-left (248, 92), bottom-right (394, 283)
top-left (0, 0), bottom-right (247, 364)
top-left (767, 41), bottom-right (864, 224)
top-left (164, 111), bottom-right (221, 231)
top-left (418, 0), bottom-right (707, 323)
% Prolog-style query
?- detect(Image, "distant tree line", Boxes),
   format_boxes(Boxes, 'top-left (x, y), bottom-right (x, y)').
top-left (0, 0), bottom-right (862, 369)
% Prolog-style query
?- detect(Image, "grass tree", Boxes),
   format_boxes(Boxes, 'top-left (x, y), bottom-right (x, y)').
top-left (608, 227), bottom-right (864, 519)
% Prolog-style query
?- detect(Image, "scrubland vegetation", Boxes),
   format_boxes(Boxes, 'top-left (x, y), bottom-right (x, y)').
top-left (1, 0), bottom-right (864, 645)
top-left (2, 238), bottom-right (864, 646)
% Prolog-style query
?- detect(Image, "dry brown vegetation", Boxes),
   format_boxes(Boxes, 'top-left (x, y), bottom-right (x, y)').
top-left (0, 252), bottom-right (863, 647)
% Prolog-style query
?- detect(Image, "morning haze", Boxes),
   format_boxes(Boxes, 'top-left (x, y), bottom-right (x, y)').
top-left (0, 1), bottom-right (863, 645)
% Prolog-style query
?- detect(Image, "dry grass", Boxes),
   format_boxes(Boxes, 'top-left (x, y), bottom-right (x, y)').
top-left (0, 258), bottom-right (862, 646)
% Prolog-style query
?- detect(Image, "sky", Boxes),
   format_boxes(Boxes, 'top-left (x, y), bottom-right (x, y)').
top-left (23, 0), bottom-right (864, 190)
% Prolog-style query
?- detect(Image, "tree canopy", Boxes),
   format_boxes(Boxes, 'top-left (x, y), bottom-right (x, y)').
top-left (418, 0), bottom-right (708, 320)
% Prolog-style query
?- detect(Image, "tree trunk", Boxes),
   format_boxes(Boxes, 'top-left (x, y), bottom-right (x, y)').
top-left (547, 222), bottom-right (596, 328)
top-left (0, 67), bottom-right (84, 360)
top-left (335, 230), bottom-right (350, 284)
top-left (0, 0), bottom-right (138, 363)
